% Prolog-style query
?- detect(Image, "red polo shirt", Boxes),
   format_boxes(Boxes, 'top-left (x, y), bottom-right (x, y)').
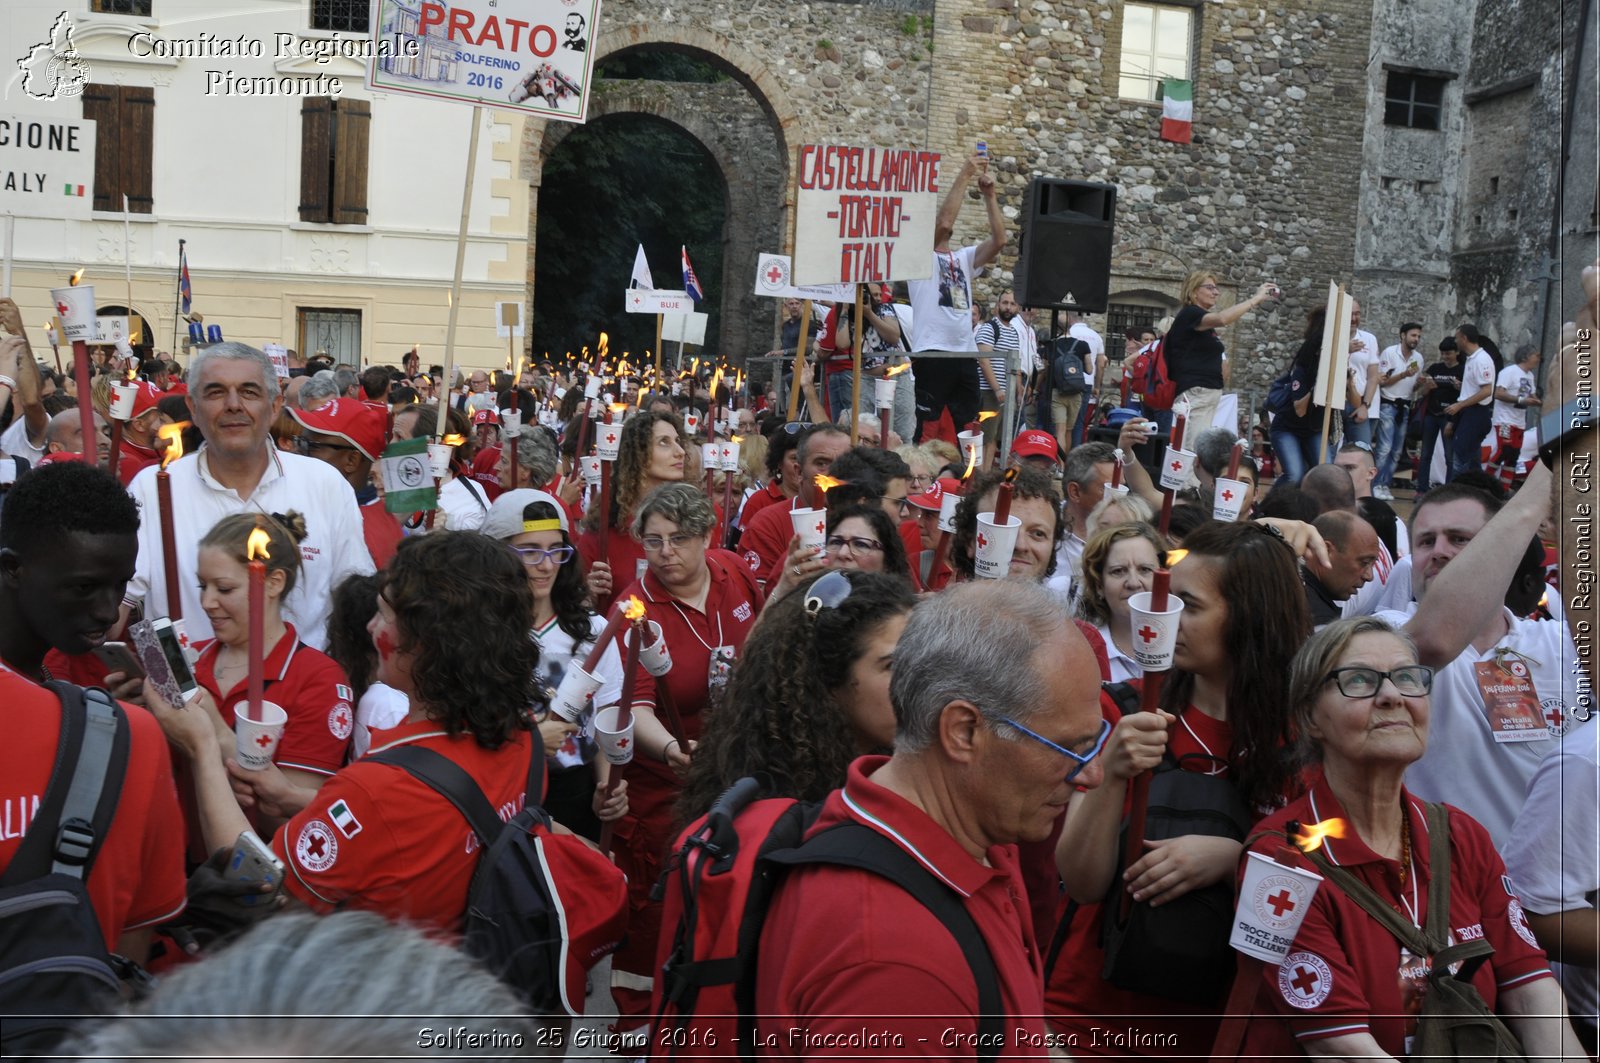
top-left (754, 755), bottom-right (1052, 1056)
top-left (116, 438), bottom-right (161, 487)
top-left (580, 504), bottom-right (728, 614)
top-left (740, 495), bottom-right (811, 589)
top-left (1237, 779), bottom-right (1552, 1057)
top-left (273, 721), bottom-right (541, 930)
top-left (0, 666), bottom-right (187, 948)
top-left (193, 624), bottom-right (351, 777)
top-left (738, 478), bottom-right (787, 530)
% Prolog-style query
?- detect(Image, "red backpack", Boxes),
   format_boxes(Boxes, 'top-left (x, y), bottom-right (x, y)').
top-left (1126, 337), bottom-right (1177, 411)
top-left (648, 778), bottom-right (1003, 1062)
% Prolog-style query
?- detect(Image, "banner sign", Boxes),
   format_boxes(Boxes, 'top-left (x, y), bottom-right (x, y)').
top-left (91, 315), bottom-right (142, 345)
top-left (661, 311), bottom-right (707, 346)
top-left (366, 0), bottom-right (601, 124)
top-left (792, 145), bottom-right (939, 287)
top-left (752, 253), bottom-right (855, 302)
top-left (625, 288), bottom-right (693, 314)
top-left (0, 115), bottom-right (96, 219)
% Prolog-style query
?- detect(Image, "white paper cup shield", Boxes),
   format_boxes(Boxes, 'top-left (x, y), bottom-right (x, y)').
top-left (957, 429), bottom-right (983, 470)
top-left (684, 412), bottom-right (700, 434)
top-left (550, 663), bottom-right (604, 723)
top-left (1230, 851), bottom-right (1324, 962)
top-left (701, 442), bottom-right (718, 473)
top-left (1212, 476), bottom-right (1249, 522)
top-left (234, 701), bottom-right (289, 771)
top-left (500, 408), bottom-right (522, 438)
top-left (50, 285), bottom-right (96, 342)
top-left (938, 489), bottom-right (960, 534)
top-left (1158, 447), bottom-right (1198, 491)
top-left (790, 506), bottom-right (827, 556)
top-left (595, 423), bottom-right (622, 461)
top-left (426, 443), bottom-right (453, 479)
top-left (719, 441), bottom-right (739, 472)
top-left (109, 382), bottom-right (138, 420)
top-left (973, 513), bottom-right (1022, 581)
top-left (584, 377), bottom-right (602, 399)
top-left (580, 455), bottom-right (602, 485)
top-left (874, 378), bottom-right (896, 410)
top-left (629, 619), bottom-right (673, 677)
top-left (593, 706), bottom-right (636, 766)
top-left (1127, 590), bottom-right (1184, 670)
top-left (1102, 483), bottom-right (1130, 502)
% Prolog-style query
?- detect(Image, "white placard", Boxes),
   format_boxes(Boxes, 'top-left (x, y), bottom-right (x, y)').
top-left (263, 343), bottom-right (290, 379)
top-left (495, 301), bottom-right (525, 338)
top-left (625, 288), bottom-right (693, 314)
top-left (792, 145), bottom-right (939, 287)
top-left (661, 311), bottom-right (708, 346)
top-left (0, 115), bottom-right (96, 220)
top-left (752, 253), bottom-right (856, 302)
top-left (366, 0), bottom-right (602, 125)
top-left (90, 315), bottom-right (141, 344)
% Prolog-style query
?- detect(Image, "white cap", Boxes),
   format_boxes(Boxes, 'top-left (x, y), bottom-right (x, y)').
top-left (481, 489), bottom-right (569, 541)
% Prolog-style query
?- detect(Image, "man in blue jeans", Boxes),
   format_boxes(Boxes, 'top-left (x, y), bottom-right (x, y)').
top-left (1373, 320), bottom-right (1425, 498)
top-left (1444, 323), bottom-right (1496, 480)
top-left (1412, 337), bottom-right (1462, 493)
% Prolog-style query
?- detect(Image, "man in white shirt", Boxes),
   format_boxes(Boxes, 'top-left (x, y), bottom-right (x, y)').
top-left (1066, 313), bottom-right (1103, 447)
top-left (1488, 344), bottom-right (1542, 491)
top-left (1008, 306), bottom-right (1040, 428)
top-left (0, 304), bottom-right (49, 468)
top-left (1373, 320), bottom-right (1424, 500)
top-left (124, 343), bottom-right (374, 650)
top-left (1341, 298), bottom-right (1381, 446)
top-left (1445, 323), bottom-right (1498, 480)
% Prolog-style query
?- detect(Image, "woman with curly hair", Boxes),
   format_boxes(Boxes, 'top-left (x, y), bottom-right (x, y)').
top-left (323, 573), bottom-right (408, 761)
top-left (679, 569), bottom-right (915, 821)
top-left (1048, 519), bottom-right (1312, 1054)
top-left (823, 503), bottom-right (910, 580)
top-left (151, 531), bottom-right (550, 931)
top-left (1074, 521), bottom-right (1165, 682)
top-left (947, 465), bottom-right (1068, 585)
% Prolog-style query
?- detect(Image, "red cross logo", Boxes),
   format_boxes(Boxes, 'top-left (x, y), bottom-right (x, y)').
top-left (616, 737), bottom-right (629, 749)
top-left (334, 709), bottom-right (350, 730)
top-left (1290, 966), bottom-right (1320, 995)
top-left (304, 833), bottom-right (326, 859)
top-left (255, 733), bottom-right (274, 749)
top-left (1221, 489), bottom-right (1235, 502)
top-left (766, 264), bottom-right (785, 284)
top-left (1267, 890), bottom-right (1296, 917)
top-left (1170, 460), bottom-right (1183, 472)
top-left (177, 631), bottom-right (191, 649)
top-left (814, 520), bottom-right (825, 535)
top-left (1546, 706), bottom-right (1565, 728)
top-left (1137, 624), bottom-right (1159, 644)
top-left (604, 432), bottom-right (617, 444)
top-left (56, 300), bottom-right (70, 316)
top-left (977, 533), bottom-right (988, 550)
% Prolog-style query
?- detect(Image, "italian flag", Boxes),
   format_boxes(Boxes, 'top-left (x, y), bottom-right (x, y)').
top-left (1160, 79), bottom-right (1193, 144)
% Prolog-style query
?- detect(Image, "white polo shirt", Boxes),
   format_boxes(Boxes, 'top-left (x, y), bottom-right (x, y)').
top-left (125, 444), bottom-right (374, 650)
top-left (1462, 348), bottom-right (1496, 406)
top-left (1348, 328), bottom-right (1382, 418)
top-left (1069, 322), bottom-right (1104, 387)
top-left (1378, 344), bottom-right (1424, 403)
top-left (1380, 607), bottom-right (1576, 848)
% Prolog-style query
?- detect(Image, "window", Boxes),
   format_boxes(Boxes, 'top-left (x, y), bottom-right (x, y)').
top-left (299, 96), bottom-right (370, 224)
top-left (91, 0), bottom-right (153, 14)
top-left (80, 84), bottom-right (154, 213)
top-left (1106, 301), bottom-right (1171, 360)
top-left (298, 308), bottom-right (362, 366)
top-left (1119, 3), bottom-right (1192, 101)
top-left (312, 0), bottom-right (370, 32)
top-left (1384, 72), bottom-right (1446, 130)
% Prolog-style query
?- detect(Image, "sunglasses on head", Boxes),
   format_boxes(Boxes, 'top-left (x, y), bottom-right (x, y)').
top-left (803, 569), bottom-right (854, 616)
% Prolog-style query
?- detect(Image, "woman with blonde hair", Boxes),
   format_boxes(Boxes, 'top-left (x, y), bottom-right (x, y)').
top-left (1074, 521), bottom-right (1165, 682)
top-left (1167, 270), bottom-right (1279, 433)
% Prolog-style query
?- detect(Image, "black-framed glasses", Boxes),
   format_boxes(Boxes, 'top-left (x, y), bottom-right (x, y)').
top-left (983, 712), bottom-right (1110, 782)
top-left (882, 495), bottom-right (910, 515)
top-left (826, 535), bottom-right (883, 554)
top-left (511, 545), bottom-right (575, 567)
top-left (1324, 665), bottom-right (1433, 698)
top-left (641, 533), bottom-right (700, 554)
top-left (295, 437), bottom-right (356, 455)
top-left (804, 569), bottom-right (854, 616)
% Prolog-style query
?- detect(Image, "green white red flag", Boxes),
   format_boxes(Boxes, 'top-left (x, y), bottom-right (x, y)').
top-left (1160, 79), bottom-right (1193, 144)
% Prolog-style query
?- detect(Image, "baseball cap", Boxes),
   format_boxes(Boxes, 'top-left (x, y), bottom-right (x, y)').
top-left (1012, 429), bottom-right (1061, 463)
top-left (287, 399), bottom-right (387, 462)
top-left (130, 380), bottom-right (165, 417)
top-left (472, 407), bottom-right (501, 427)
top-left (482, 489), bottom-right (569, 541)
top-left (907, 476), bottom-right (962, 512)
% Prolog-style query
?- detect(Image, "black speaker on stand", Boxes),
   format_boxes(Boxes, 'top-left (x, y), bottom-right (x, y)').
top-left (1013, 178), bottom-right (1117, 313)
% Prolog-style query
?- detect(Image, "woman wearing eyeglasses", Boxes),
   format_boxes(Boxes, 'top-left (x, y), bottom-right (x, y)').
top-left (482, 489), bottom-right (627, 841)
top-left (1047, 520), bottom-right (1311, 1055)
top-left (607, 482), bottom-right (765, 1031)
top-left (1166, 271), bottom-right (1278, 435)
top-left (818, 503), bottom-right (911, 581)
top-left (1075, 522), bottom-right (1166, 683)
top-left (1230, 617), bottom-right (1577, 1061)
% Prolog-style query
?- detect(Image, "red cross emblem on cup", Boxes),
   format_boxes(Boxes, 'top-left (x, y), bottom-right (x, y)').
top-left (814, 519), bottom-right (825, 536)
top-left (1170, 459), bottom-right (1183, 472)
top-left (977, 533), bottom-right (988, 550)
top-left (1137, 624), bottom-right (1159, 644)
top-left (255, 733), bottom-right (274, 749)
top-left (1221, 489), bottom-right (1234, 502)
top-left (617, 737), bottom-right (629, 750)
top-left (56, 301), bottom-right (70, 316)
top-left (605, 432), bottom-right (617, 444)
top-left (1267, 889), bottom-right (1296, 917)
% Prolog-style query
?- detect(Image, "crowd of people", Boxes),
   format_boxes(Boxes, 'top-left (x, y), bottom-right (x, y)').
top-left (0, 220), bottom-right (1594, 1059)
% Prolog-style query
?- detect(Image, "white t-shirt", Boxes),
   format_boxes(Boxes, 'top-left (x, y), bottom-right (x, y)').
top-left (1068, 322), bottom-right (1104, 387)
top-left (437, 475), bottom-right (489, 531)
top-left (1348, 329), bottom-right (1382, 418)
top-left (906, 246), bottom-right (979, 353)
top-left (1462, 349), bottom-right (1496, 406)
top-left (1493, 364), bottom-right (1536, 428)
top-left (0, 415), bottom-right (46, 467)
top-left (1381, 606), bottom-right (1577, 848)
top-left (1009, 317), bottom-right (1040, 380)
top-left (125, 445), bottom-right (375, 650)
top-left (534, 612), bottom-right (624, 769)
top-left (352, 682), bottom-right (409, 760)
top-left (1096, 623), bottom-right (1140, 683)
top-left (1378, 344), bottom-right (1424, 402)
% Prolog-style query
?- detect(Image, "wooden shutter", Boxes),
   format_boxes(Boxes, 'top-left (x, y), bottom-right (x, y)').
top-left (331, 99), bottom-right (371, 225)
top-left (121, 86), bottom-right (154, 214)
top-left (299, 96), bottom-right (334, 222)
top-left (81, 83), bottom-right (120, 212)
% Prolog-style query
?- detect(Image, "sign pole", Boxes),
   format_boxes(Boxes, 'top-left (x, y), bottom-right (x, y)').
top-left (123, 195), bottom-right (134, 349)
top-left (850, 284), bottom-right (865, 444)
top-left (438, 105), bottom-right (483, 442)
top-left (787, 299), bottom-right (812, 421)
top-left (654, 314), bottom-right (664, 381)
top-left (2, 213), bottom-right (13, 299)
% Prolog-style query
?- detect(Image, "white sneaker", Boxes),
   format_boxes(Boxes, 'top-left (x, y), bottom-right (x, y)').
top-left (1373, 485), bottom-right (1393, 501)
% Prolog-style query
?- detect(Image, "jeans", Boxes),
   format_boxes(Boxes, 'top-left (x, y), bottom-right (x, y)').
top-left (825, 368), bottom-right (869, 422)
top-left (1270, 429), bottom-right (1322, 486)
top-left (1374, 401), bottom-right (1409, 487)
top-left (1415, 413), bottom-right (1449, 492)
top-left (1449, 403), bottom-right (1493, 480)
top-left (1342, 408), bottom-right (1374, 447)
top-left (890, 366), bottom-right (917, 442)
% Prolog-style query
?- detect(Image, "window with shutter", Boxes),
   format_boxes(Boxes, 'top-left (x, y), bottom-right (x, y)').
top-left (300, 97), bottom-right (369, 225)
top-left (299, 97), bottom-right (334, 222)
top-left (81, 84), bottom-right (154, 213)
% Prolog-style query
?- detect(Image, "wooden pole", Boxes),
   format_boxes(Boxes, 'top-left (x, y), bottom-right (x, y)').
top-left (654, 314), bottom-right (664, 381)
top-left (850, 284), bottom-right (865, 444)
top-left (437, 105), bottom-right (483, 442)
top-left (786, 300), bottom-right (812, 421)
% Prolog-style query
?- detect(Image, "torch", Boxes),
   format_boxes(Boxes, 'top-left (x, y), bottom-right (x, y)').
top-left (597, 596), bottom-right (648, 857)
top-left (245, 526), bottom-right (271, 723)
top-left (1157, 405), bottom-right (1190, 540)
top-left (878, 361), bottom-right (910, 449)
top-left (155, 421), bottom-right (188, 621)
top-left (51, 270), bottom-right (95, 467)
top-left (813, 473), bottom-right (845, 519)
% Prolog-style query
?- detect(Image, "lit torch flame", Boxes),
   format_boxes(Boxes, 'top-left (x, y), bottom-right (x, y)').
top-left (157, 421), bottom-right (188, 469)
top-left (814, 473), bottom-right (845, 494)
top-left (1294, 818), bottom-right (1347, 854)
top-left (977, 411), bottom-right (999, 422)
top-left (886, 362), bottom-right (912, 378)
top-left (1165, 549), bottom-right (1189, 567)
top-left (623, 596), bottom-right (647, 622)
top-left (1001, 466), bottom-right (1019, 486)
top-left (69, 268), bottom-right (84, 286)
top-left (710, 367), bottom-right (724, 396)
top-left (610, 403), bottom-right (629, 415)
top-left (597, 333), bottom-right (609, 361)
top-left (961, 446), bottom-right (980, 479)
top-left (441, 433), bottom-right (466, 447)
top-left (1538, 591), bottom-right (1549, 610)
top-left (247, 527), bottom-right (272, 562)
top-left (126, 368), bottom-right (137, 383)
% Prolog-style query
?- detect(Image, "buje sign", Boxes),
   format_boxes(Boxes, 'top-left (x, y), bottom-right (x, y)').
top-left (792, 145), bottom-right (939, 287)
top-left (366, 0), bottom-right (601, 124)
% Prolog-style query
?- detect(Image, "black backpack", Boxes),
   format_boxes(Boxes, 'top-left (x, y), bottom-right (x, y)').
top-left (0, 683), bottom-right (132, 1057)
top-left (1050, 337), bottom-right (1092, 395)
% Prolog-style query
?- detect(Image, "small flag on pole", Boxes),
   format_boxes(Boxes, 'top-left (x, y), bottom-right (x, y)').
top-left (178, 241), bottom-right (193, 315)
top-left (379, 435), bottom-right (438, 514)
top-left (630, 244), bottom-right (654, 290)
top-left (1160, 79), bottom-right (1193, 144)
top-left (681, 246), bottom-right (704, 303)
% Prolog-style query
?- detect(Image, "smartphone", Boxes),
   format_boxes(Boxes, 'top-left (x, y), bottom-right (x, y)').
top-left (90, 641), bottom-right (146, 679)
top-left (222, 830), bottom-right (284, 907)
top-left (151, 617), bottom-right (198, 698)
top-left (976, 141), bottom-right (987, 159)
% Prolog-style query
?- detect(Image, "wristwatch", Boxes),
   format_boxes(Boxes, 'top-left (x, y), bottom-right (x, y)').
top-left (1538, 396), bottom-right (1598, 470)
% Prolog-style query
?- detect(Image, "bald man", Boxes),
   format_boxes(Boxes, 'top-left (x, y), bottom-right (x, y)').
top-left (45, 408), bottom-right (112, 466)
top-left (1302, 509), bottom-right (1382, 628)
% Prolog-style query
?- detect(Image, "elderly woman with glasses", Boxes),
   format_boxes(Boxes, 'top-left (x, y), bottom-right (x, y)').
top-left (481, 489), bottom-right (627, 841)
top-left (1230, 616), bottom-right (1578, 1061)
top-left (606, 482), bottom-right (766, 1031)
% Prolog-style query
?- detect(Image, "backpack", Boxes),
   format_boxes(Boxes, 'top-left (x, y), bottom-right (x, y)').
top-left (1265, 369), bottom-right (1298, 416)
top-left (1127, 337), bottom-right (1177, 411)
top-left (0, 683), bottom-right (132, 1057)
top-left (649, 777), bottom-right (1004, 1062)
top-left (1094, 683), bottom-right (1253, 1006)
top-left (1049, 337), bottom-right (1091, 395)
top-left (369, 742), bottom-right (627, 1017)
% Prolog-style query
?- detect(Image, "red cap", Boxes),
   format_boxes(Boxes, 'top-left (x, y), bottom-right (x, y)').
top-left (288, 398), bottom-right (387, 462)
top-left (472, 407), bottom-right (501, 427)
top-left (908, 476), bottom-right (963, 512)
top-left (1012, 428), bottom-right (1061, 462)
top-left (130, 381), bottom-right (165, 417)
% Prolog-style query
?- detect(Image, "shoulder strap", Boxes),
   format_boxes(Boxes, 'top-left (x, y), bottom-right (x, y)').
top-left (765, 822), bottom-right (1005, 1061)
top-left (1304, 842), bottom-right (1438, 956)
top-left (368, 744), bottom-right (516, 846)
top-left (1422, 802), bottom-right (1453, 947)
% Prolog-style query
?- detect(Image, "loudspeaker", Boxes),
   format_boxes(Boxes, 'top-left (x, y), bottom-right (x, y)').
top-left (1013, 177), bottom-right (1117, 313)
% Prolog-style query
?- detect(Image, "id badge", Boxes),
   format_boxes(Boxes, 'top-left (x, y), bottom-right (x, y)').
top-left (707, 645), bottom-right (736, 696)
top-left (1397, 946), bottom-right (1429, 1055)
top-left (1472, 659), bottom-right (1545, 743)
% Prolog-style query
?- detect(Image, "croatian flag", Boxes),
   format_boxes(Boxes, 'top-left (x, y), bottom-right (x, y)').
top-left (1160, 78), bottom-right (1193, 144)
top-left (681, 246), bottom-right (704, 303)
top-left (178, 241), bottom-right (193, 315)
